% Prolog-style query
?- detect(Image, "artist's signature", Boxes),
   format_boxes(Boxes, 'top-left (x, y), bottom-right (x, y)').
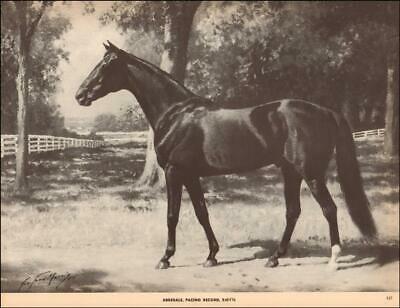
top-left (18, 270), bottom-right (75, 291)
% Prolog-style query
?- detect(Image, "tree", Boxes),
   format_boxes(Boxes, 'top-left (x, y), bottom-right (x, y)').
top-left (1, 33), bottom-right (18, 133)
top-left (12, 1), bottom-right (51, 194)
top-left (117, 105), bottom-right (148, 132)
top-left (295, 2), bottom-right (399, 156)
top-left (92, 114), bottom-right (119, 132)
top-left (2, 1), bottom-right (70, 193)
top-left (187, 2), bottom-right (348, 111)
top-left (102, 1), bottom-right (201, 188)
top-left (192, 1), bottom-right (395, 137)
top-left (382, 4), bottom-right (399, 157)
top-left (1, 11), bottom-right (70, 135)
top-left (186, 1), bottom-right (390, 134)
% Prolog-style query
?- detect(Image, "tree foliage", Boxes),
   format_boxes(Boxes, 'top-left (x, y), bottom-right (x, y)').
top-left (1, 2), bottom-right (70, 134)
top-left (185, 2), bottom-right (392, 131)
top-left (92, 106), bottom-right (147, 133)
top-left (100, 1), bottom-right (166, 35)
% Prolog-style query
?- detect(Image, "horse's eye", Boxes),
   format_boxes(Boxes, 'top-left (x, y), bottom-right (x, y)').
top-left (103, 63), bottom-right (112, 72)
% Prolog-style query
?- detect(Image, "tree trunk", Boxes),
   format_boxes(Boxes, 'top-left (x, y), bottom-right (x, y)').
top-left (14, 44), bottom-right (30, 194)
top-left (359, 100), bottom-right (372, 130)
top-left (341, 98), bottom-right (360, 132)
top-left (160, 2), bottom-right (200, 81)
top-left (384, 55), bottom-right (399, 157)
top-left (383, 4), bottom-right (399, 158)
top-left (14, 2), bottom-right (30, 194)
top-left (136, 128), bottom-right (166, 188)
top-left (137, 2), bottom-right (200, 188)
top-left (12, 1), bottom-right (46, 194)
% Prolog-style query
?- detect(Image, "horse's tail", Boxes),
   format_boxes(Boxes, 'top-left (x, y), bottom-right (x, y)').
top-left (335, 116), bottom-right (377, 238)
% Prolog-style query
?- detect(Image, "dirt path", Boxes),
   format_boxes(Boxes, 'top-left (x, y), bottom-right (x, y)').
top-left (2, 242), bottom-right (398, 292)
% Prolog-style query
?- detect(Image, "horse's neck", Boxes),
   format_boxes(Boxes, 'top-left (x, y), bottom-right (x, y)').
top-left (124, 54), bottom-right (193, 128)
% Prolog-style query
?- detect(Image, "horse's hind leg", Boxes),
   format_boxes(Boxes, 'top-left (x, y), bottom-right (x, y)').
top-left (185, 177), bottom-right (219, 267)
top-left (306, 178), bottom-right (341, 270)
top-left (266, 163), bottom-right (302, 267)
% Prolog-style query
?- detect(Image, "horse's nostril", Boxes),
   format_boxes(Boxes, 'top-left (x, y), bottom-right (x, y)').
top-left (75, 92), bottom-right (83, 100)
top-left (75, 90), bottom-right (87, 103)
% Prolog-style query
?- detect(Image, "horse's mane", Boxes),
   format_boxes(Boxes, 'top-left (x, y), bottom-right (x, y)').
top-left (120, 49), bottom-right (194, 97)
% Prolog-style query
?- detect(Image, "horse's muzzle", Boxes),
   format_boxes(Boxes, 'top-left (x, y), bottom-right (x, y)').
top-left (75, 90), bottom-right (91, 106)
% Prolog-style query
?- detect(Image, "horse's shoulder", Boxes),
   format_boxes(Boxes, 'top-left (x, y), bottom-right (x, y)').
top-left (154, 97), bottom-right (208, 150)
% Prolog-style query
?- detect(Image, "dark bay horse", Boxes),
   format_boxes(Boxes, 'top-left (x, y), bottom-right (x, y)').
top-left (76, 41), bottom-right (376, 270)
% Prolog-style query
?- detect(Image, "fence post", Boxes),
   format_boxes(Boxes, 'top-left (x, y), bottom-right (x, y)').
top-left (1, 136), bottom-right (4, 158)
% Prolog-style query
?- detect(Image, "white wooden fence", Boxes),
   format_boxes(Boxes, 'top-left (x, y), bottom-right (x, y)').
top-left (1, 134), bottom-right (105, 158)
top-left (352, 128), bottom-right (385, 140)
top-left (95, 131), bottom-right (148, 145)
top-left (0, 128), bottom-right (385, 158)
top-left (97, 128), bottom-right (386, 144)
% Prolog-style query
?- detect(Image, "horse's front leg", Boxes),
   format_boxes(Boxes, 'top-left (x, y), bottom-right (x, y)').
top-left (156, 165), bottom-right (183, 269)
top-left (185, 176), bottom-right (219, 267)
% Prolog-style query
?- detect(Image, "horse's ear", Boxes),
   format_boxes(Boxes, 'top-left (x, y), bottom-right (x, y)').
top-left (103, 42), bottom-right (110, 50)
top-left (106, 40), bottom-right (119, 51)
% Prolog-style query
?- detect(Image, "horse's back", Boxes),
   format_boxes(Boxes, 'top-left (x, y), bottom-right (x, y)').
top-left (198, 104), bottom-right (284, 172)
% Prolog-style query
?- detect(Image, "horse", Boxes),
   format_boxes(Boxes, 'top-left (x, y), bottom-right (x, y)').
top-left (76, 41), bottom-right (376, 270)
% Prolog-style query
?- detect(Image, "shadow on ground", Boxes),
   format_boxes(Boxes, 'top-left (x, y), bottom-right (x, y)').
top-left (227, 239), bottom-right (399, 269)
top-left (1, 263), bottom-right (118, 292)
top-left (1, 263), bottom-right (183, 293)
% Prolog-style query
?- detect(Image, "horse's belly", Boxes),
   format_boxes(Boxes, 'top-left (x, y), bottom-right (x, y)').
top-left (202, 122), bottom-right (271, 170)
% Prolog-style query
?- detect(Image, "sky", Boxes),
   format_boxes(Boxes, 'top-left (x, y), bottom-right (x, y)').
top-left (52, 2), bottom-right (135, 120)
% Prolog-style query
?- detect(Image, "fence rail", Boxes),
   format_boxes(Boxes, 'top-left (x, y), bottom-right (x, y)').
top-left (352, 128), bottom-right (385, 140)
top-left (95, 131), bottom-right (148, 145)
top-left (1, 134), bottom-right (105, 158)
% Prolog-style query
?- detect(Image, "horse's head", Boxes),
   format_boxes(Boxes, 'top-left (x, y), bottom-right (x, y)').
top-left (75, 41), bottom-right (127, 106)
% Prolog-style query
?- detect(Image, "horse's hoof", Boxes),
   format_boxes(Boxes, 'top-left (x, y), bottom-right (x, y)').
top-left (327, 261), bottom-right (339, 271)
top-left (203, 259), bottom-right (218, 267)
top-left (156, 260), bottom-right (170, 269)
top-left (265, 257), bottom-right (279, 268)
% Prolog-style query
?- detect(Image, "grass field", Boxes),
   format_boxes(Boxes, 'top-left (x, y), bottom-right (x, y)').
top-left (1, 138), bottom-right (399, 292)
